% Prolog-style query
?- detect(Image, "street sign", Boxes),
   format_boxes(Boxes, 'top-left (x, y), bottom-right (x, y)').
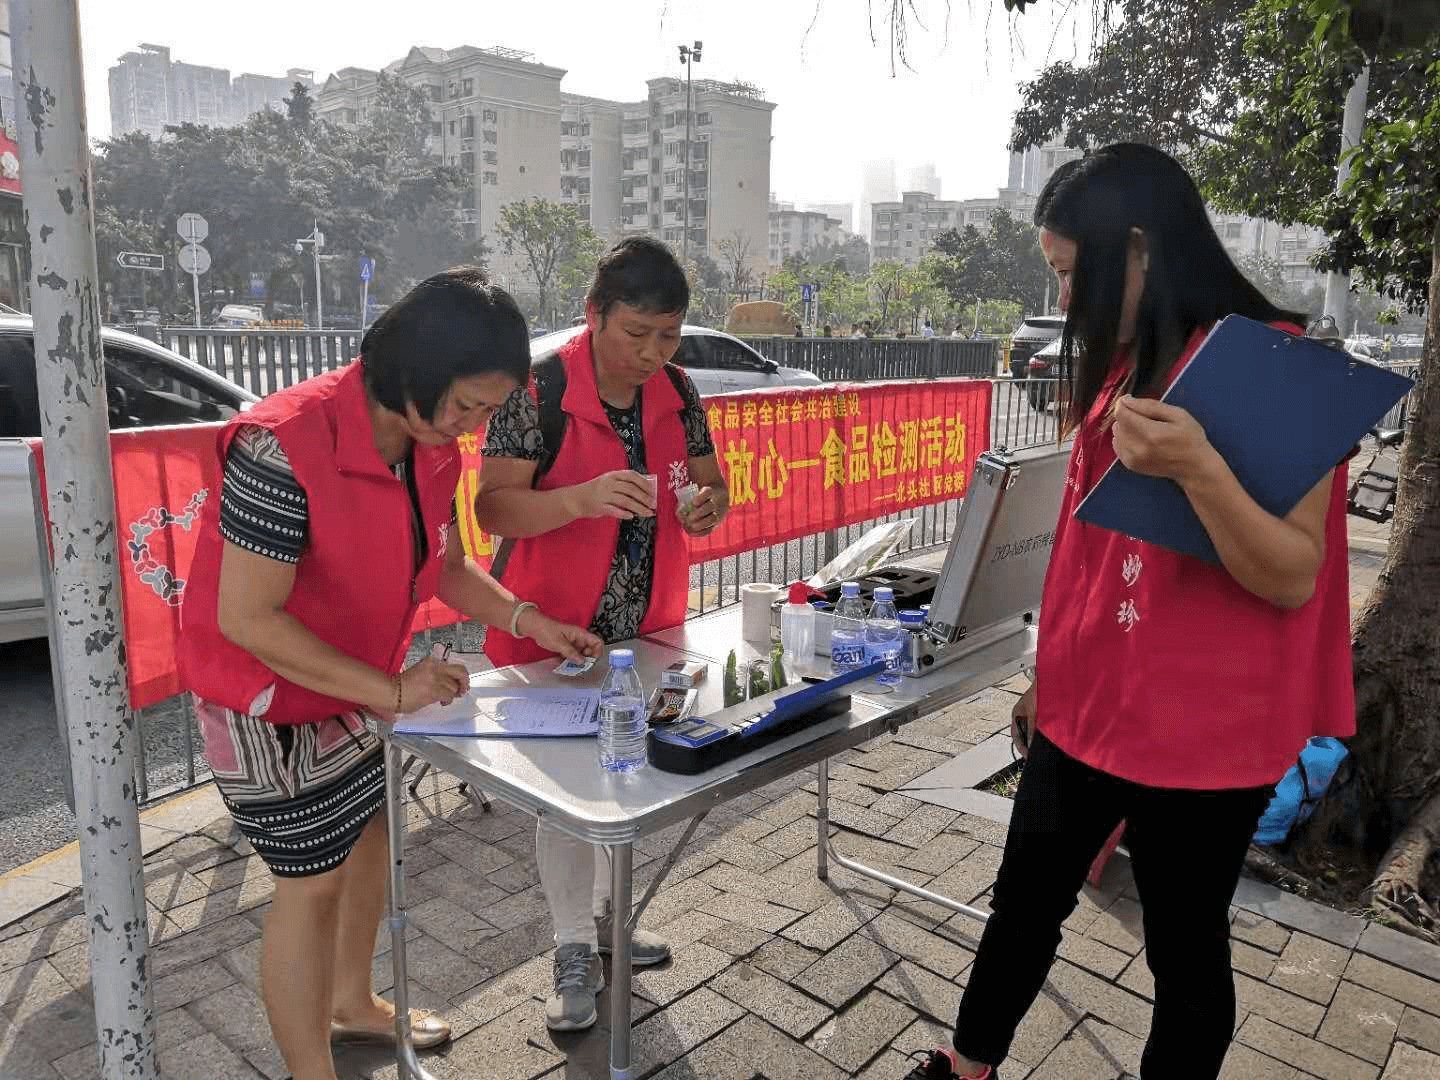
top-left (801, 284), bottom-right (814, 303)
top-left (178, 242), bottom-right (210, 275)
top-left (249, 272), bottom-right (265, 298)
top-left (359, 257), bottom-right (375, 283)
top-left (176, 212), bottom-right (208, 244)
top-left (115, 251), bottom-right (163, 271)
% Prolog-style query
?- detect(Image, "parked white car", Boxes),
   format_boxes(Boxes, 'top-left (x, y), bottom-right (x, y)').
top-left (214, 304), bottom-right (266, 328)
top-left (0, 316), bottom-right (257, 644)
top-left (529, 324), bottom-right (823, 397)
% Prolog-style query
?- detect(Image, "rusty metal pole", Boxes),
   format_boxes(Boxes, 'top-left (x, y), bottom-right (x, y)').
top-left (13, 3), bottom-right (158, 1077)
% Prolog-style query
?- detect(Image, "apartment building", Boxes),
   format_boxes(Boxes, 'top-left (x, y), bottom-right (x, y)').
top-left (560, 94), bottom-right (624, 240)
top-left (316, 46), bottom-right (564, 286)
top-left (108, 44), bottom-right (312, 137)
top-left (768, 202), bottom-right (845, 265)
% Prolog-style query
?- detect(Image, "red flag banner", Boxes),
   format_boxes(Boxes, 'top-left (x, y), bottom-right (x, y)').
top-left (686, 379), bottom-right (992, 561)
top-left (30, 424), bottom-right (223, 710)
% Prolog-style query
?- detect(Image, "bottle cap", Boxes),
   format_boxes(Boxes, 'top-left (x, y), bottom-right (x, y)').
top-left (840, 580), bottom-right (860, 596)
top-left (899, 609), bottom-right (926, 626)
top-left (608, 648), bottom-right (635, 668)
top-left (788, 582), bottom-right (812, 605)
top-left (873, 587), bottom-right (894, 602)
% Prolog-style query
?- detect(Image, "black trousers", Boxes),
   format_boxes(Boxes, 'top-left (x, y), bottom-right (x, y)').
top-left (953, 732), bottom-right (1271, 1079)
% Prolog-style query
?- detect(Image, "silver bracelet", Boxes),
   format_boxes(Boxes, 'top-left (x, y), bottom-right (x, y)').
top-left (509, 600), bottom-right (538, 638)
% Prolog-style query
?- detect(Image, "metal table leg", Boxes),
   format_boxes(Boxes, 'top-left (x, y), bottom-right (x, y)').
top-left (817, 757), bottom-right (830, 881)
top-left (383, 737), bottom-right (440, 1080)
top-left (607, 841), bottom-right (635, 1080)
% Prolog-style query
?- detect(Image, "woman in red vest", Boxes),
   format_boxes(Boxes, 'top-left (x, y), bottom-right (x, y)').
top-left (180, 269), bottom-right (601, 1080)
top-left (474, 238), bottom-right (728, 1032)
top-left (907, 145), bottom-right (1355, 1080)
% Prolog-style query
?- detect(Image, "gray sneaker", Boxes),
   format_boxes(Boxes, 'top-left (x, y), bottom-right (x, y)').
top-left (595, 906), bottom-right (672, 967)
top-left (545, 943), bottom-right (604, 1031)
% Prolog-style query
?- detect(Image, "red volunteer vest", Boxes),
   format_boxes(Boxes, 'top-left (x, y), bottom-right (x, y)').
top-left (1035, 324), bottom-right (1355, 789)
top-left (180, 363), bottom-right (459, 725)
top-left (485, 331), bottom-right (692, 666)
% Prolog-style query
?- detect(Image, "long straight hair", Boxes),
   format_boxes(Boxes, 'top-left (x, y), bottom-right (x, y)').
top-left (1034, 144), bottom-right (1306, 436)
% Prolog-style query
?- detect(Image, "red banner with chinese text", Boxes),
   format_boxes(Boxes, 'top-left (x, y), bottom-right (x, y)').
top-left (687, 379), bottom-right (992, 561)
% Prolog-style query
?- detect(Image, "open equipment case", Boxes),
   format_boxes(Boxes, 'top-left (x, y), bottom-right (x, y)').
top-left (649, 442), bottom-right (1072, 773)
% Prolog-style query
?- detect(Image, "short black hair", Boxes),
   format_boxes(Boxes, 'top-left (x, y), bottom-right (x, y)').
top-left (586, 236), bottom-right (689, 322)
top-left (360, 267), bottom-right (529, 421)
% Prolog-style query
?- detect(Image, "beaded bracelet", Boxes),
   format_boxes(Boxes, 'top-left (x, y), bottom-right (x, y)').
top-left (394, 672), bottom-right (404, 714)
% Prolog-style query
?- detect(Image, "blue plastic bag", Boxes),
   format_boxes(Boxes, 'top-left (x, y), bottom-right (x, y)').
top-left (1252, 737), bottom-right (1349, 845)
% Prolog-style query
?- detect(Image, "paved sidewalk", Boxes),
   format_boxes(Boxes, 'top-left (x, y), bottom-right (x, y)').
top-left (2, 514), bottom-right (1428, 1080)
top-left (4, 670), bottom-right (1439, 1080)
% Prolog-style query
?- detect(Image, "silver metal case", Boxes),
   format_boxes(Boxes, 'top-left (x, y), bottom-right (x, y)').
top-left (913, 442), bottom-right (1071, 673)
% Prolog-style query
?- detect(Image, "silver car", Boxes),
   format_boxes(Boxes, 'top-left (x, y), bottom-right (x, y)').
top-left (0, 316), bottom-right (258, 644)
top-left (529, 324), bottom-right (823, 397)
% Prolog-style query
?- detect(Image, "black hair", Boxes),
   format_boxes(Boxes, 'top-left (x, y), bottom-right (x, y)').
top-left (586, 236), bottom-right (689, 323)
top-left (1034, 143), bottom-right (1306, 436)
top-left (360, 266), bottom-right (529, 421)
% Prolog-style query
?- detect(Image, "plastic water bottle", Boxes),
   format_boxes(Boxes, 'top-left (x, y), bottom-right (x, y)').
top-left (598, 649), bottom-right (647, 773)
top-left (831, 581), bottom-right (868, 674)
top-left (897, 609), bottom-right (926, 674)
top-left (781, 582), bottom-right (817, 666)
top-left (865, 587), bottom-right (905, 686)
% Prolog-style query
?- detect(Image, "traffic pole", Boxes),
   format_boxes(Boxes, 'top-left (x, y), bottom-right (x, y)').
top-left (1322, 65), bottom-right (1369, 331)
top-left (13, 4), bottom-right (158, 1078)
top-left (191, 264), bottom-right (202, 328)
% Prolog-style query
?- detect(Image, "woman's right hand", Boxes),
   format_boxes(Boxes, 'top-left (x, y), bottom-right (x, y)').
top-left (571, 470), bottom-right (657, 520)
top-left (397, 657), bottom-right (471, 713)
top-left (1011, 682), bottom-right (1037, 759)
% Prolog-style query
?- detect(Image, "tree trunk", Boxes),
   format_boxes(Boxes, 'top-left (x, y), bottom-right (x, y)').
top-left (1296, 215), bottom-right (1440, 939)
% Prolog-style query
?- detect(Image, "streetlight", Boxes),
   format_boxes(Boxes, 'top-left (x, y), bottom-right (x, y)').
top-left (677, 40), bottom-right (702, 263)
top-left (294, 220), bottom-right (325, 330)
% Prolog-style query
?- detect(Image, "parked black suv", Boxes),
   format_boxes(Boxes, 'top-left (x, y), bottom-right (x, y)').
top-left (1008, 315), bottom-right (1065, 381)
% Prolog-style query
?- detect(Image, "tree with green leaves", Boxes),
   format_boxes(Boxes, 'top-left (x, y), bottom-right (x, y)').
top-left (925, 209), bottom-right (1053, 318)
top-left (496, 197), bottom-right (603, 327)
top-left (283, 81), bottom-right (314, 128)
top-left (1001, 0), bottom-right (1440, 936)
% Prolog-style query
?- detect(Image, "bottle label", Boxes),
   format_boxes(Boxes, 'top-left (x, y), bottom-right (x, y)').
top-left (832, 643), bottom-right (866, 666)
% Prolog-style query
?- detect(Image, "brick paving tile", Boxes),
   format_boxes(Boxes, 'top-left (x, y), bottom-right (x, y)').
top-left (625, 986), bottom-right (746, 1076)
top-left (1043, 959), bottom-right (1153, 1041)
top-left (149, 914), bottom-right (261, 980)
top-left (644, 1036), bottom-right (754, 1080)
top-left (1006, 986), bottom-right (1088, 1069)
top-left (1271, 933), bottom-right (1352, 1006)
top-left (706, 837), bottom-right (787, 875)
top-left (761, 790), bottom-right (825, 828)
top-left (405, 896), bottom-right (502, 954)
top-left (700, 920), bottom-right (773, 958)
top-left (414, 997), bottom-right (560, 1080)
top-left (860, 912), bottom-right (975, 981)
top-left (1237, 1014), bottom-right (1380, 1080)
top-left (1396, 1006), bottom-right (1440, 1055)
top-left (1057, 928), bottom-right (1132, 981)
top-left (462, 918), bottom-right (554, 984)
top-left (653, 910), bottom-right (728, 950)
top-left (1234, 940), bottom-right (1280, 981)
top-left (781, 896), bottom-right (884, 951)
top-left (1026, 1028), bottom-right (1126, 1080)
top-left (883, 805), bottom-right (963, 851)
top-left (793, 931), bottom-right (898, 1009)
top-left (751, 935), bottom-right (823, 982)
top-left (154, 1032), bottom-right (266, 1080)
top-left (853, 1048), bottom-right (921, 1080)
top-left (703, 1013), bottom-right (848, 1080)
top-left (185, 982), bottom-right (272, 1054)
top-left (1358, 922), bottom-right (1440, 983)
top-left (700, 891), bottom-right (806, 935)
top-left (759, 817), bottom-right (829, 859)
top-left (1218, 1042), bottom-right (1307, 1079)
top-left (895, 832), bottom-right (981, 877)
top-left (1236, 972), bottom-right (1330, 1036)
top-left (701, 861), bottom-right (804, 906)
top-left (1381, 1042), bottom-right (1440, 1078)
top-left (1232, 911), bottom-right (1294, 955)
top-left (805, 989), bottom-right (917, 1072)
top-left (149, 956), bottom-right (236, 1013)
top-left (1344, 953), bottom-right (1440, 1017)
top-left (1117, 951), bottom-right (1154, 1001)
top-left (1315, 981), bottom-right (1404, 1066)
top-left (876, 960), bottom-right (962, 1026)
top-left (402, 933), bottom-right (491, 999)
top-left (631, 942), bottom-right (733, 1006)
top-left (635, 877), bottom-right (721, 931)
top-left (870, 793), bottom-right (924, 819)
top-left (803, 777), bottom-right (884, 808)
top-left (1086, 897), bottom-right (1146, 956)
top-left (712, 960), bottom-right (832, 1038)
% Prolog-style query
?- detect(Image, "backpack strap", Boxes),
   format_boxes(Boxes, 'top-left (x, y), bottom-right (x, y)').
top-left (531, 350), bottom-right (569, 485)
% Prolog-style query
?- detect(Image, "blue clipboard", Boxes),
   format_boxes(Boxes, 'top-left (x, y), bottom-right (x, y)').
top-left (1074, 316), bottom-right (1414, 563)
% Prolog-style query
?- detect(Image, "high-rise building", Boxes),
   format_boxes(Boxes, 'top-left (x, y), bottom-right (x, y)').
top-left (109, 44), bottom-right (309, 137)
top-left (803, 201), bottom-right (855, 234)
top-left (768, 201), bottom-right (844, 266)
top-left (907, 163), bottom-right (940, 198)
top-left (871, 191), bottom-right (964, 266)
top-left (232, 69), bottom-right (314, 125)
top-left (859, 158), bottom-right (897, 241)
top-left (557, 76), bottom-right (774, 281)
top-left (1003, 137), bottom-right (1083, 198)
top-left (315, 46), bottom-right (565, 288)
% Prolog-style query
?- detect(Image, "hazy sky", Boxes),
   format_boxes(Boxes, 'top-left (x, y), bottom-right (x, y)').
top-left (77, 0), bottom-right (1092, 216)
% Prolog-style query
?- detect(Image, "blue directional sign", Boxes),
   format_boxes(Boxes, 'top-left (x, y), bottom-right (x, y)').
top-left (359, 257), bottom-right (375, 283)
top-left (801, 283), bottom-right (814, 303)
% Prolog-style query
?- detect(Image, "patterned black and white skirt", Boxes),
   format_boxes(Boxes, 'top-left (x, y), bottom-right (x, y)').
top-left (196, 697), bottom-right (385, 878)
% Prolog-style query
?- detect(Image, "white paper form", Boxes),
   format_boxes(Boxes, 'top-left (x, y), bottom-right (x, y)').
top-left (393, 688), bottom-right (601, 738)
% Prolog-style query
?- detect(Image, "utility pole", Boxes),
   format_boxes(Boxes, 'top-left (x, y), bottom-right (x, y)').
top-left (1322, 65), bottom-right (1370, 332)
top-left (677, 41), bottom-right (702, 263)
top-left (13, 3), bottom-right (158, 1076)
